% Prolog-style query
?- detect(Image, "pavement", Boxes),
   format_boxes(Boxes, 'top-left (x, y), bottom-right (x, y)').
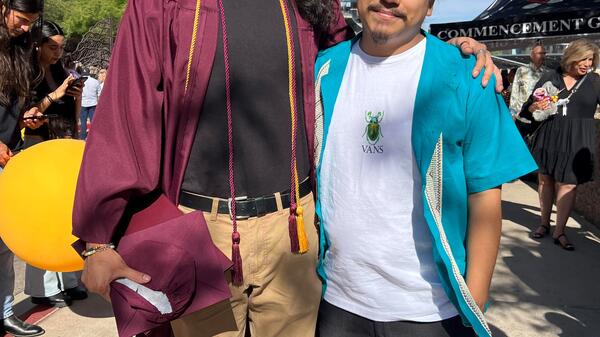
top-left (486, 180), bottom-right (600, 337)
top-left (6, 180), bottom-right (600, 337)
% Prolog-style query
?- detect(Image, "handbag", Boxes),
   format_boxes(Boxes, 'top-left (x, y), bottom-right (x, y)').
top-left (525, 121), bottom-right (545, 150)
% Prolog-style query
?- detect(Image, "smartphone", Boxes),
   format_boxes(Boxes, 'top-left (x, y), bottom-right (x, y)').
top-left (68, 70), bottom-right (81, 79)
top-left (68, 76), bottom-right (87, 89)
top-left (22, 115), bottom-right (48, 121)
top-left (22, 114), bottom-right (57, 121)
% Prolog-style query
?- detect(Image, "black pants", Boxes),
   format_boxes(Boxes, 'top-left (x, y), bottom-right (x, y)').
top-left (317, 300), bottom-right (476, 337)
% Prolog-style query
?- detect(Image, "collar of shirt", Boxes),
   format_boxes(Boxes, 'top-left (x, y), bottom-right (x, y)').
top-left (528, 63), bottom-right (546, 73)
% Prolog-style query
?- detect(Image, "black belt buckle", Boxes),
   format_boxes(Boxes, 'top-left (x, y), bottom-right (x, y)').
top-left (228, 196), bottom-right (250, 220)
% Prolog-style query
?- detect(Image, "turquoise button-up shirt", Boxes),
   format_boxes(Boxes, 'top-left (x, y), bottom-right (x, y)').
top-left (314, 32), bottom-right (537, 337)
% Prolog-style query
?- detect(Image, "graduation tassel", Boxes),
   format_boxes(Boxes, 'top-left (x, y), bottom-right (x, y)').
top-left (288, 205), bottom-right (300, 253)
top-left (231, 232), bottom-right (243, 286)
top-left (290, 162), bottom-right (308, 253)
top-left (288, 201), bottom-right (310, 254)
top-left (296, 205), bottom-right (309, 254)
top-left (219, 0), bottom-right (244, 286)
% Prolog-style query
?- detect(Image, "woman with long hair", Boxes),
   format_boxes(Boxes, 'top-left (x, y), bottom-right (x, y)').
top-left (0, 0), bottom-right (44, 154)
top-left (1, 1), bottom-right (47, 335)
top-left (24, 19), bottom-right (81, 146)
top-left (526, 39), bottom-right (600, 250)
top-left (23, 19), bottom-right (88, 308)
top-left (0, 0), bottom-right (35, 108)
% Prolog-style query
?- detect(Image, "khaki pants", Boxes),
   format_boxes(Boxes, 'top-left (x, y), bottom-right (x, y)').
top-left (172, 193), bottom-right (321, 337)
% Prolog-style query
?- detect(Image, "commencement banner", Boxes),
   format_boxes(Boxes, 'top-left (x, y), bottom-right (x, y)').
top-left (431, 10), bottom-right (600, 42)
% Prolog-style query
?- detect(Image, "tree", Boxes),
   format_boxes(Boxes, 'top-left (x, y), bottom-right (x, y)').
top-left (44, 0), bottom-right (126, 37)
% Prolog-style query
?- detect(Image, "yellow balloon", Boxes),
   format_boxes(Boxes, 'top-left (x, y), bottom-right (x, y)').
top-left (0, 139), bottom-right (85, 272)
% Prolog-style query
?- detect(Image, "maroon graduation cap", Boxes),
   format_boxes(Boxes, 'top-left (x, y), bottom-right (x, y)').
top-left (88, 195), bottom-right (232, 337)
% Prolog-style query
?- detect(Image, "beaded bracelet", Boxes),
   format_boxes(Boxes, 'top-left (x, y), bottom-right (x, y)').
top-left (46, 94), bottom-right (55, 105)
top-left (82, 243), bottom-right (115, 258)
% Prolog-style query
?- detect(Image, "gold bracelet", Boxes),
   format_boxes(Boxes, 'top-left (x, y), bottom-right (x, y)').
top-left (82, 243), bottom-right (115, 258)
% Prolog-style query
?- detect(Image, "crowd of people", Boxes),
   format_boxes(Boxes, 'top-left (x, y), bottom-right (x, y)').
top-left (0, 0), bottom-right (598, 337)
top-left (503, 40), bottom-right (600, 251)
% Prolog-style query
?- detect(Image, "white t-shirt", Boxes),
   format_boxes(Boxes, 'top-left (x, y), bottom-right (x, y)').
top-left (319, 38), bottom-right (458, 322)
top-left (81, 77), bottom-right (101, 108)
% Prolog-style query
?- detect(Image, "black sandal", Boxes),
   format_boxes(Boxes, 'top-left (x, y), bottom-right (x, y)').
top-left (553, 233), bottom-right (574, 251)
top-left (531, 224), bottom-right (550, 239)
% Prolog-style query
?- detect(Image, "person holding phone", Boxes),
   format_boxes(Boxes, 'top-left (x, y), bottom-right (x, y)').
top-left (24, 20), bottom-right (81, 147)
top-left (22, 19), bottom-right (88, 309)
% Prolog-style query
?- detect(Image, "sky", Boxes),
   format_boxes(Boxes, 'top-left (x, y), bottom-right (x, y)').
top-left (423, 0), bottom-right (496, 29)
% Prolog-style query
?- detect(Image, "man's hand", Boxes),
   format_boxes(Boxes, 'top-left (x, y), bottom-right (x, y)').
top-left (0, 141), bottom-right (11, 168)
top-left (21, 107), bottom-right (44, 130)
top-left (81, 243), bottom-right (152, 301)
top-left (448, 37), bottom-right (503, 93)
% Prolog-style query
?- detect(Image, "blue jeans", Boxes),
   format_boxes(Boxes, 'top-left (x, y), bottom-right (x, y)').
top-left (80, 105), bottom-right (96, 140)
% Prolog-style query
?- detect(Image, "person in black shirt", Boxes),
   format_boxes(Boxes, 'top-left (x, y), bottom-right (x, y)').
top-left (25, 20), bottom-right (80, 145)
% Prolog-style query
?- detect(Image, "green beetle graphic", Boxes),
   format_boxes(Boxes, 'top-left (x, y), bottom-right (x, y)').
top-left (363, 111), bottom-right (384, 145)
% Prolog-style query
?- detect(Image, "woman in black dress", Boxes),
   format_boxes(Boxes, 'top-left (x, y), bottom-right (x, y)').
top-left (24, 20), bottom-right (81, 146)
top-left (525, 39), bottom-right (600, 250)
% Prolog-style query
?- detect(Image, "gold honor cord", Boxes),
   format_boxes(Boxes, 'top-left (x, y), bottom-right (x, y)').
top-left (185, 0), bottom-right (203, 93)
top-left (279, 0), bottom-right (309, 254)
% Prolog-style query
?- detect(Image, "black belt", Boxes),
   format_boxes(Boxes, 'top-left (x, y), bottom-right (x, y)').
top-left (179, 178), bottom-right (312, 219)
